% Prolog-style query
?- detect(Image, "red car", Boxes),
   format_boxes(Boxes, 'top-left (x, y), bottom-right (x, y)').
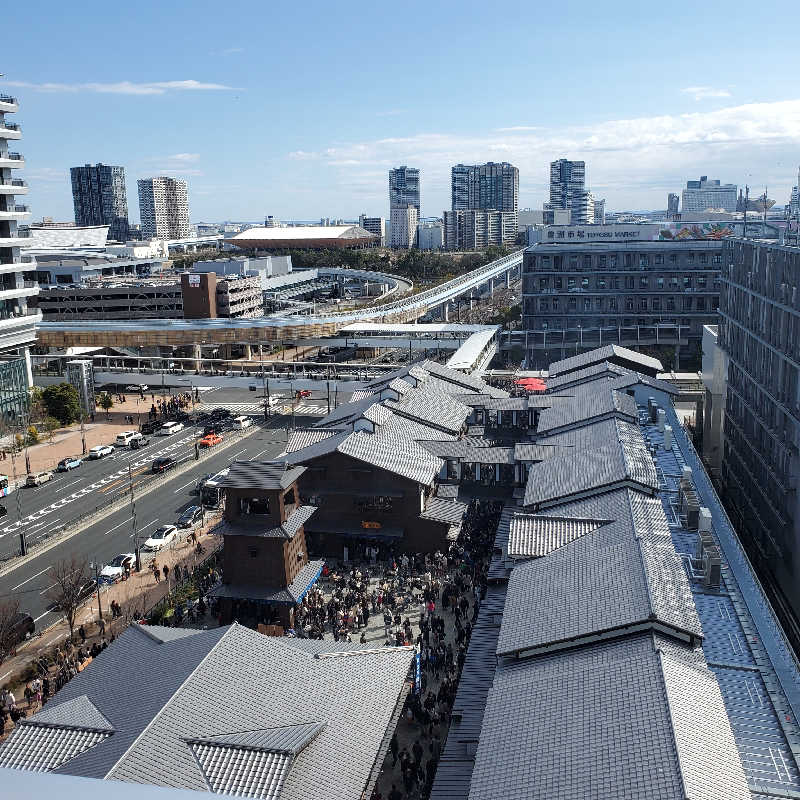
top-left (199, 433), bottom-right (223, 448)
top-left (295, 389), bottom-right (312, 399)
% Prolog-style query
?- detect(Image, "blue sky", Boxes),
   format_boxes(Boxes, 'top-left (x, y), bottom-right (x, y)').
top-left (6, 0), bottom-right (800, 223)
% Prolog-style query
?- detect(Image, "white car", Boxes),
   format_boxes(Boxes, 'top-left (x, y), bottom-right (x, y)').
top-left (158, 421), bottom-right (184, 436)
top-left (88, 444), bottom-right (114, 459)
top-left (143, 525), bottom-right (178, 552)
top-left (99, 553), bottom-right (135, 584)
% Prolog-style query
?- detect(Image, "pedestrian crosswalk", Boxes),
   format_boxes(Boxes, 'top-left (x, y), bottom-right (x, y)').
top-left (196, 401), bottom-right (327, 417)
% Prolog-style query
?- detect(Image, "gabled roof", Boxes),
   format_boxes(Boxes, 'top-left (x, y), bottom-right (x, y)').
top-left (418, 360), bottom-right (509, 398)
top-left (420, 497), bottom-right (468, 525)
top-left (30, 695), bottom-right (113, 733)
top-left (285, 427), bottom-right (343, 455)
top-left (469, 633), bottom-right (750, 800)
top-left (221, 461), bottom-right (305, 490)
top-left (535, 386), bottom-right (638, 435)
top-left (339, 431), bottom-right (443, 485)
top-left (548, 344), bottom-right (663, 378)
top-left (544, 360), bottom-right (628, 390)
top-left (502, 512), bottom-right (610, 559)
top-left (524, 420), bottom-right (659, 509)
top-left (0, 625), bottom-right (414, 800)
top-left (383, 386), bottom-right (470, 435)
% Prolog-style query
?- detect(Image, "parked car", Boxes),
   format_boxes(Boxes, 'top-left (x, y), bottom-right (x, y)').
top-left (232, 415), bottom-right (253, 430)
top-left (6, 612), bottom-right (35, 647)
top-left (143, 524), bottom-right (178, 551)
top-left (158, 421), bottom-right (184, 436)
top-left (199, 433), bottom-right (223, 448)
top-left (88, 444), bottom-right (114, 460)
top-left (209, 408), bottom-right (231, 419)
top-left (129, 435), bottom-right (150, 451)
top-left (47, 579), bottom-right (96, 612)
top-left (99, 553), bottom-right (135, 584)
top-left (115, 430), bottom-right (140, 447)
top-left (57, 457), bottom-right (82, 472)
top-left (203, 425), bottom-right (219, 436)
top-left (140, 420), bottom-right (160, 435)
top-left (152, 456), bottom-right (177, 474)
top-left (295, 389), bottom-right (312, 399)
top-left (26, 470), bottom-right (54, 487)
top-left (177, 506), bottom-right (204, 528)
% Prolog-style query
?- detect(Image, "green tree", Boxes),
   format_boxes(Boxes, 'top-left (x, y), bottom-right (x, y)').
top-left (26, 425), bottom-right (39, 445)
top-left (41, 383), bottom-right (81, 425)
top-left (98, 392), bottom-right (114, 419)
top-left (43, 416), bottom-right (60, 444)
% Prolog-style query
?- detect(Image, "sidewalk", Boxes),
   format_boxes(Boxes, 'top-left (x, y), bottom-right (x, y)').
top-left (0, 395), bottom-right (195, 477)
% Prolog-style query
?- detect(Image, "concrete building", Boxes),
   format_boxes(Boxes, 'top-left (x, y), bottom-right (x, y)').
top-left (65, 359), bottom-right (95, 414)
top-left (358, 214), bottom-right (386, 246)
top-left (0, 87), bottom-right (38, 420)
top-left (388, 166), bottom-right (420, 217)
top-left (700, 324), bottom-right (727, 476)
top-left (718, 237), bottom-right (800, 651)
top-left (181, 271), bottom-right (264, 319)
top-left (70, 163), bottom-right (129, 242)
top-left (23, 224), bottom-right (108, 249)
top-left (192, 255), bottom-right (292, 288)
top-left (544, 158), bottom-right (585, 215)
top-left (137, 177), bottom-right (190, 239)
top-left (668, 192), bottom-right (680, 215)
top-left (29, 249), bottom-right (166, 286)
top-left (450, 162), bottom-right (519, 214)
top-left (522, 234), bottom-right (723, 369)
top-left (417, 219), bottom-right (443, 250)
top-left (682, 176), bottom-right (737, 213)
top-left (227, 225), bottom-right (378, 251)
top-left (443, 209), bottom-right (517, 250)
top-left (389, 205), bottom-right (418, 249)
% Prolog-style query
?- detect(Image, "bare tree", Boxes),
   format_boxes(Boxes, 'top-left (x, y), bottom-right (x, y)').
top-left (0, 597), bottom-right (21, 665)
top-left (45, 556), bottom-right (90, 640)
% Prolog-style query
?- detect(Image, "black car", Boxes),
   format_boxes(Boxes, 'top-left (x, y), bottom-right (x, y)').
top-left (177, 505), bottom-right (204, 528)
top-left (203, 424), bottom-right (220, 436)
top-left (130, 435), bottom-right (150, 450)
top-left (152, 456), bottom-right (177, 474)
top-left (7, 612), bottom-right (35, 647)
top-left (193, 473), bottom-right (214, 494)
top-left (140, 420), bottom-right (160, 435)
top-left (174, 411), bottom-right (190, 423)
top-left (210, 408), bottom-right (232, 419)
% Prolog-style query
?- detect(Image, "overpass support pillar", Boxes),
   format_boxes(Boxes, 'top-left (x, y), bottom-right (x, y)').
top-left (191, 344), bottom-right (202, 371)
top-left (242, 343), bottom-right (252, 360)
top-left (469, 295), bottom-right (475, 310)
top-left (443, 304), bottom-right (449, 322)
top-left (506, 270), bottom-right (511, 289)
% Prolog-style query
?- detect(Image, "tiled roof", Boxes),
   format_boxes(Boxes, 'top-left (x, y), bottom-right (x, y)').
top-left (348, 389), bottom-right (375, 403)
top-left (221, 462), bottom-right (306, 490)
top-left (536, 386), bottom-right (638, 434)
top-left (418, 360), bottom-right (509, 398)
top-left (30, 695), bottom-right (113, 732)
top-left (436, 483), bottom-right (460, 499)
top-left (338, 431), bottom-right (443, 485)
top-left (0, 625), bottom-right (414, 800)
top-left (212, 505), bottom-right (317, 540)
top-left (543, 361), bottom-right (627, 390)
top-left (384, 386), bottom-right (469, 435)
top-left (504, 513), bottom-right (609, 559)
top-left (419, 440), bottom-right (514, 464)
top-left (386, 377), bottom-right (413, 396)
top-left (285, 428), bottom-right (342, 455)
top-left (469, 633), bottom-right (750, 800)
top-left (313, 396), bottom-right (379, 428)
top-left (377, 412), bottom-right (458, 442)
top-left (211, 560), bottom-right (324, 605)
top-left (481, 397), bottom-right (528, 411)
top-left (361, 403), bottom-right (393, 426)
top-left (421, 497), bottom-right (468, 525)
top-left (524, 420), bottom-right (658, 508)
top-left (512, 443), bottom-right (568, 462)
top-left (547, 344), bottom-right (663, 377)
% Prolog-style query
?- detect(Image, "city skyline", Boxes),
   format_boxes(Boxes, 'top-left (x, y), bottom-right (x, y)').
top-left (5, 0), bottom-right (800, 223)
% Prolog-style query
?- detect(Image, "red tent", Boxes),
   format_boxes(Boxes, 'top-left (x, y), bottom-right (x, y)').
top-left (514, 378), bottom-right (546, 392)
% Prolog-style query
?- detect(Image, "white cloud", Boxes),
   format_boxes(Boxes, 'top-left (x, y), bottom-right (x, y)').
top-left (5, 79), bottom-right (239, 95)
top-left (681, 86), bottom-right (732, 101)
top-left (495, 125), bottom-right (544, 132)
top-left (375, 109), bottom-right (407, 117)
top-left (293, 99), bottom-right (800, 210)
top-left (25, 167), bottom-right (65, 183)
top-left (165, 153), bottom-right (201, 162)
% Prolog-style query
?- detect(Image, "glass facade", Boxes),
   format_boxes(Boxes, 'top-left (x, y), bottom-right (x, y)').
top-left (0, 357), bottom-right (29, 425)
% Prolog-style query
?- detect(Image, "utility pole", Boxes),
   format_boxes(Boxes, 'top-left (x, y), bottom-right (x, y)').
top-left (129, 463), bottom-right (140, 571)
top-left (327, 380), bottom-right (331, 415)
top-left (10, 444), bottom-right (25, 556)
top-left (79, 412), bottom-right (87, 456)
top-left (90, 560), bottom-right (103, 621)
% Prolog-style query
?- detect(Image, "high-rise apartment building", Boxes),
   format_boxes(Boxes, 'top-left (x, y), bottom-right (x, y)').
top-left (0, 88), bottom-right (40, 421)
top-left (70, 163), bottom-right (129, 241)
top-left (137, 176), bottom-right (190, 239)
top-left (522, 232), bottom-right (723, 368)
top-left (390, 205), bottom-right (418, 249)
top-left (718, 238), bottom-right (800, 650)
top-left (546, 158), bottom-right (585, 212)
top-left (450, 162), bottom-right (519, 213)
top-left (668, 193), bottom-right (680, 215)
top-left (443, 209), bottom-right (516, 250)
top-left (358, 214), bottom-right (386, 247)
top-left (389, 166), bottom-right (420, 214)
top-left (681, 176), bottom-right (737, 213)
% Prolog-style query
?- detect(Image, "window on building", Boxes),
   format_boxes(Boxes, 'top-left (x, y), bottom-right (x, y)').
top-left (667, 298), bottom-right (675, 311)
top-left (568, 298), bottom-right (577, 310)
top-left (697, 297), bottom-right (706, 311)
top-left (683, 297), bottom-right (693, 310)
top-left (657, 276), bottom-right (664, 289)
top-left (595, 297), bottom-right (603, 310)
top-left (568, 277), bottom-right (576, 289)
top-left (554, 276), bottom-right (563, 289)
top-left (669, 253), bottom-right (678, 263)
top-left (655, 254), bottom-right (664, 265)
top-left (539, 277), bottom-right (548, 289)
top-left (624, 254), bottom-right (633, 267)
top-left (625, 276), bottom-right (635, 289)
top-left (609, 298), bottom-right (618, 310)
top-left (639, 298), bottom-right (648, 310)
top-left (541, 256), bottom-right (551, 267)
top-left (670, 276), bottom-right (679, 288)
top-left (626, 298), bottom-right (634, 311)
top-left (598, 276), bottom-right (606, 289)
top-left (699, 253), bottom-right (708, 264)
top-left (581, 277), bottom-right (589, 288)
top-left (554, 255), bottom-right (562, 268)
top-left (583, 298), bottom-right (591, 310)
top-left (552, 298), bottom-right (559, 310)
top-left (599, 255), bottom-right (607, 266)
top-left (683, 276), bottom-right (692, 289)
top-left (583, 255), bottom-right (592, 268)
top-left (639, 255), bottom-right (649, 267)
top-left (609, 255), bottom-right (618, 268)
top-left (687, 252), bottom-right (695, 264)
top-left (697, 275), bottom-right (707, 288)
top-left (611, 277), bottom-right (620, 289)
top-left (713, 254), bottom-right (722, 264)
top-left (640, 276), bottom-right (648, 288)
top-left (569, 255), bottom-right (579, 268)
top-left (539, 300), bottom-right (549, 311)
top-left (652, 298), bottom-right (661, 311)
top-left (238, 496), bottom-right (271, 516)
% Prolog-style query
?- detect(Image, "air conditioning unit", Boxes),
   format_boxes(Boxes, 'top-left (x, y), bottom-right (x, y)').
top-left (703, 546), bottom-right (722, 590)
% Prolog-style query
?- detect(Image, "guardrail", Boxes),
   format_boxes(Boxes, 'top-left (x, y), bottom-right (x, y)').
top-left (0, 421), bottom-right (267, 571)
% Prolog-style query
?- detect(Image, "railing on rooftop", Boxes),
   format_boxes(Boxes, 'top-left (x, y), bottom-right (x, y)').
top-left (0, 179), bottom-right (27, 187)
top-left (1, 152), bottom-right (23, 160)
top-left (0, 123), bottom-right (20, 132)
top-left (0, 94), bottom-right (17, 104)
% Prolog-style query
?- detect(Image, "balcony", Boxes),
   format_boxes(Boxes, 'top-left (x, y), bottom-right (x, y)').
top-left (0, 284), bottom-right (39, 301)
top-left (0, 179), bottom-right (27, 195)
top-left (0, 95), bottom-right (18, 113)
top-left (0, 152), bottom-right (24, 169)
top-left (0, 123), bottom-right (21, 140)
top-left (0, 205), bottom-right (30, 220)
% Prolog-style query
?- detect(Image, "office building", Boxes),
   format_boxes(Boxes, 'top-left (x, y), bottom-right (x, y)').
top-left (70, 163), bottom-right (129, 241)
top-left (390, 205), bottom-right (418, 249)
top-left (137, 176), bottom-right (190, 239)
top-left (522, 229), bottom-right (723, 368)
top-left (181, 271), bottom-right (264, 319)
top-left (668, 192), bottom-right (680, 215)
top-left (388, 166), bottom-right (420, 217)
top-left (545, 158), bottom-right (585, 212)
top-left (358, 214), bottom-right (386, 246)
top-left (790, 183), bottom-right (799, 215)
top-left (0, 88), bottom-right (39, 422)
top-left (417, 219), bottom-right (443, 250)
top-left (682, 175), bottom-right (737, 213)
top-left (450, 162), bottom-right (519, 213)
top-left (718, 237), bottom-right (800, 651)
top-left (443, 209), bottom-right (517, 250)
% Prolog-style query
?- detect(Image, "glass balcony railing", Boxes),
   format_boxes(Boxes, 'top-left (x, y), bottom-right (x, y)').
top-left (0, 94), bottom-right (17, 104)
top-left (0, 123), bottom-right (20, 132)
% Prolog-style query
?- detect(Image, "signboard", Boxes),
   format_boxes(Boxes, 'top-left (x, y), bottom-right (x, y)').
top-left (544, 222), bottom-right (736, 243)
top-left (188, 274), bottom-right (201, 287)
top-left (361, 521), bottom-right (382, 530)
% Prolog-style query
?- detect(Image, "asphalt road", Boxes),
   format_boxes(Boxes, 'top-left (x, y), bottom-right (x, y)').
top-left (1, 417), bottom-right (295, 633)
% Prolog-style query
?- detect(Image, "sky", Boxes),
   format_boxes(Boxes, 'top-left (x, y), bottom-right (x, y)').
top-left (5, 0), bottom-right (800, 224)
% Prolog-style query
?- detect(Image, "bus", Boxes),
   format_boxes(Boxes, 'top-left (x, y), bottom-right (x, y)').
top-left (0, 475), bottom-right (9, 497)
top-left (200, 468), bottom-right (229, 509)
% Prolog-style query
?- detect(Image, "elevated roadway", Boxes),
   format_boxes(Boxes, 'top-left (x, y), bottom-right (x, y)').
top-left (37, 251), bottom-right (523, 349)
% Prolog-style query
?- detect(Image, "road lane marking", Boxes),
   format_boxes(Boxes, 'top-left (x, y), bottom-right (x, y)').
top-left (34, 610), bottom-right (54, 623)
top-left (56, 479), bottom-right (83, 493)
top-left (12, 566), bottom-right (52, 591)
top-left (138, 519), bottom-right (159, 534)
top-left (103, 519), bottom-right (129, 536)
top-left (39, 582), bottom-right (57, 595)
top-left (173, 478), bottom-right (198, 494)
top-left (231, 448), bottom-right (248, 460)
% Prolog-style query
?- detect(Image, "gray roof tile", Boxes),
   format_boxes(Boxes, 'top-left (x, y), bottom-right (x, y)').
top-left (548, 344), bottom-right (663, 377)
top-left (30, 695), bottom-right (113, 732)
top-left (421, 497), bottom-right (468, 525)
top-left (285, 428), bottom-right (343, 455)
top-left (221, 462), bottom-right (306, 490)
top-left (0, 724), bottom-right (111, 773)
top-left (504, 513), bottom-right (610, 559)
top-left (213, 506), bottom-right (317, 540)
top-left (536, 386), bottom-right (638, 435)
